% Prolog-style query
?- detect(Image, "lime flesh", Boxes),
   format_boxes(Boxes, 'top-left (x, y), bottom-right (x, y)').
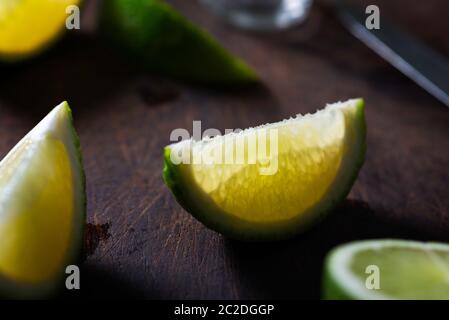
top-left (164, 99), bottom-right (366, 240)
top-left (324, 239), bottom-right (449, 300)
top-left (0, 102), bottom-right (85, 298)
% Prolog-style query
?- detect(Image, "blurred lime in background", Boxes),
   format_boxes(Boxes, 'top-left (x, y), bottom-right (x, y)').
top-left (323, 239), bottom-right (449, 300)
top-left (100, 0), bottom-right (257, 85)
top-left (0, 0), bottom-right (81, 61)
top-left (0, 102), bottom-right (85, 298)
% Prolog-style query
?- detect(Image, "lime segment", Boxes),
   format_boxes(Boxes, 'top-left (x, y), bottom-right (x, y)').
top-left (0, 0), bottom-right (81, 60)
top-left (0, 102), bottom-right (85, 298)
top-left (324, 239), bottom-right (449, 300)
top-left (164, 99), bottom-right (366, 240)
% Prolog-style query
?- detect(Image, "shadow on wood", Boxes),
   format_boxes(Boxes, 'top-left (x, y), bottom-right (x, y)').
top-left (224, 199), bottom-right (449, 299)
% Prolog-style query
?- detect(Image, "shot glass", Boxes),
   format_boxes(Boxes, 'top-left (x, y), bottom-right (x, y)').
top-left (200, 0), bottom-right (313, 31)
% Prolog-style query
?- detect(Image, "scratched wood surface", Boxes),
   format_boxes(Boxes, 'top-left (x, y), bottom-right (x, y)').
top-left (0, 0), bottom-right (448, 299)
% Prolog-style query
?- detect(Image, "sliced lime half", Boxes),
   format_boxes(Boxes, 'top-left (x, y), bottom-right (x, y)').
top-left (324, 239), bottom-right (449, 300)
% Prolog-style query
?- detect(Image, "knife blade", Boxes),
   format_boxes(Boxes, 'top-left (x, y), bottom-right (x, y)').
top-left (336, 3), bottom-right (449, 108)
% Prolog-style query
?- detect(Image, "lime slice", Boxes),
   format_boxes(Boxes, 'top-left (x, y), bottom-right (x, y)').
top-left (0, 102), bottom-right (85, 299)
top-left (100, 0), bottom-right (257, 84)
top-left (163, 98), bottom-right (366, 240)
top-left (0, 0), bottom-right (81, 61)
top-left (323, 239), bottom-right (449, 300)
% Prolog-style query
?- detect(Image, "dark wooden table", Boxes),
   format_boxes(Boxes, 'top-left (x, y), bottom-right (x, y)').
top-left (0, 0), bottom-right (448, 299)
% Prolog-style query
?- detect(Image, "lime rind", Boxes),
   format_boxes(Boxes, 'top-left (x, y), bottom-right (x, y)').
top-left (163, 99), bottom-right (366, 240)
top-left (323, 239), bottom-right (449, 300)
top-left (0, 102), bottom-right (85, 299)
top-left (100, 0), bottom-right (258, 85)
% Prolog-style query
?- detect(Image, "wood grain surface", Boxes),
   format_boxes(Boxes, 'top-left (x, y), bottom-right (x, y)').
top-left (0, 0), bottom-right (448, 299)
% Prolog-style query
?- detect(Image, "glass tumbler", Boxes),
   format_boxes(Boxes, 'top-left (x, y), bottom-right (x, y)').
top-left (200, 0), bottom-right (313, 31)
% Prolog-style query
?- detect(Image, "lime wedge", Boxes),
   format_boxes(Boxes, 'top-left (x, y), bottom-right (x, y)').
top-left (0, 0), bottom-right (81, 61)
top-left (100, 0), bottom-right (257, 84)
top-left (323, 239), bottom-right (449, 300)
top-left (0, 102), bottom-right (85, 299)
top-left (163, 99), bottom-right (366, 240)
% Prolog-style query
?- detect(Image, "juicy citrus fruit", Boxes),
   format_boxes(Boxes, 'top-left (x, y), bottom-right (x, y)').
top-left (163, 98), bottom-right (366, 240)
top-left (100, 0), bottom-right (257, 84)
top-left (0, 0), bottom-right (81, 60)
top-left (323, 239), bottom-right (449, 300)
top-left (0, 102), bottom-right (85, 298)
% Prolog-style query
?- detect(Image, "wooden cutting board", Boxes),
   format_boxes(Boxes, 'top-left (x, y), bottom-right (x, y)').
top-left (0, 0), bottom-right (448, 299)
